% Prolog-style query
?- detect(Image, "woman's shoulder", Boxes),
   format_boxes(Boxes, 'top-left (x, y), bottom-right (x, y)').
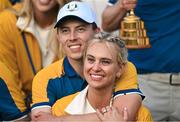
top-left (0, 3), bottom-right (22, 25)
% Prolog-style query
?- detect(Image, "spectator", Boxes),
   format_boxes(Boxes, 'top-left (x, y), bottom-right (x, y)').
top-left (81, 0), bottom-right (108, 29)
top-left (102, 0), bottom-right (180, 120)
top-left (0, 0), bottom-right (68, 120)
top-left (0, 61), bottom-right (29, 120)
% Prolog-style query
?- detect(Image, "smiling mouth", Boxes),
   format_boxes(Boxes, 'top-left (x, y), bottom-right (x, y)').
top-left (69, 45), bottom-right (81, 49)
top-left (68, 44), bottom-right (81, 52)
top-left (90, 74), bottom-right (103, 81)
top-left (39, 0), bottom-right (51, 5)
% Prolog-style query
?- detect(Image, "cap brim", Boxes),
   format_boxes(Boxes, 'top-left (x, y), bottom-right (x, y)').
top-left (54, 15), bottom-right (95, 28)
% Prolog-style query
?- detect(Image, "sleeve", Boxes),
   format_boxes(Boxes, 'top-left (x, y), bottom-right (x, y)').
top-left (114, 62), bottom-right (144, 99)
top-left (0, 10), bottom-right (21, 89)
top-left (52, 99), bottom-right (68, 116)
top-left (108, 0), bottom-right (118, 5)
top-left (136, 105), bottom-right (153, 121)
top-left (31, 70), bottom-right (52, 110)
top-left (52, 93), bottom-right (78, 116)
top-left (0, 62), bottom-right (29, 121)
top-left (31, 61), bottom-right (63, 110)
top-left (0, 0), bottom-right (12, 12)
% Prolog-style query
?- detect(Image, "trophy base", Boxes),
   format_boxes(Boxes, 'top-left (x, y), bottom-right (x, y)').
top-left (126, 44), bottom-right (151, 49)
top-left (120, 9), bottom-right (151, 49)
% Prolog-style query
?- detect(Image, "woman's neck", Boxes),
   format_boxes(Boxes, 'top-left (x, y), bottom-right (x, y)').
top-left (33, 6), bottom-right (59, 28)
top-left (87, 86), bottom-right (113, 110)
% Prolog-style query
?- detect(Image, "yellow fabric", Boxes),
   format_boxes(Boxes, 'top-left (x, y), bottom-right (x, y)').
top-left (0, 0), bottom-right (12, 12)
top-left (32, 59), bottom-right (64, 105)
top-left (52, 92), bottom-right (153, 121)
top-left (52, 92), bottom-right (79, 116)
top-left (0, 62), bottom-right (27, 112)
top-left (32, 59), bottom-right (138, 106)
top-left (115, 62), bottom-right (138, 92)
top-left (0, 4), bottom-right (42, 94)
top-left (136, 105), bottom-right (153, 122)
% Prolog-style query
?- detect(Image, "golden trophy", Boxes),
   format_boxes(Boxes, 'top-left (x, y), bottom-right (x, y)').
top-left (120, 9), bottom-right (151, 49)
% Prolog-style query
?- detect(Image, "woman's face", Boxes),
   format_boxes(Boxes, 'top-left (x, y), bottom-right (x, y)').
top-left (84, 42), bottom-right (122, 90)
top-left (32, 0), bottom-right (59, 13)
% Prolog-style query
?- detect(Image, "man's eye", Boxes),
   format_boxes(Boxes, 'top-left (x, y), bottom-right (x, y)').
top-left (77, 28), bottom-right (85, 33)
top-left (61, 29), bottom-right (69, 33)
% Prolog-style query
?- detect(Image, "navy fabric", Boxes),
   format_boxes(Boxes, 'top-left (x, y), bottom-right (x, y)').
top-left (109, 0), bottom-right (117, 4)
top-left (108, 0), bottom-right (180, 73)
top-left (10, 0), bottom-right (21, 5)
top-left (114, 89), bottom-right (145, 100)
top-left (0, 78), bottom-right (29, 121)
top-left (47, 57), bottom-right (87, 106)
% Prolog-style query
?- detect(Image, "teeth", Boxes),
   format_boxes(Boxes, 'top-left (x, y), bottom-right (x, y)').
top-left (91, 74), bottom-right (102, 78)
top-left (70, 45), bottom-right (80, 49)
top-left (39, 0), bottom-right (50, 4)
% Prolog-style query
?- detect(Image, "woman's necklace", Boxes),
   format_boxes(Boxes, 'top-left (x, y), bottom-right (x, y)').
top-left (110, 84), bottom-right (116, 107)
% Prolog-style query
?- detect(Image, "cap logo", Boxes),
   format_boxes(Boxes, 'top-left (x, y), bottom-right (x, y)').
top-left (67, 3), bottom-right (78, 11)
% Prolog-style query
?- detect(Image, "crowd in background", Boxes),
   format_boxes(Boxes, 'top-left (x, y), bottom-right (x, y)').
top-left (0, 0), bottom-right (179, 121)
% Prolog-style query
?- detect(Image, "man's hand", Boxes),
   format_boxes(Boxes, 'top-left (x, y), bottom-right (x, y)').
top-left (31, 111), bottom-right (59, 121)
top-left (31, 107), bottom-right (51, 120)
top-left (120, 0), bottom-right (137, 11)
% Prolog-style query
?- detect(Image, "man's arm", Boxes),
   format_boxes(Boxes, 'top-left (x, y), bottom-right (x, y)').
top-left (33, 94), bottom-right (141, 121)
top-left (31, 69), bottom-right (52, 120)
top-left (102, 0), bottom-right (137, 32)
top-left (33, 111), bottom-right (101, 121)
top-left (31, 107), bottom-right (51, 120)
top-left (31, 60), bottom-right (63, 120)
top-left (113, 94), bottom-right (142, 120)
top-left (34, 63), bottom-right (142, 121)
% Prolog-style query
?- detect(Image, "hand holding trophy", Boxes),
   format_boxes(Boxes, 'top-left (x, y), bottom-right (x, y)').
top-left (120, 1), bottom-right (151, 49)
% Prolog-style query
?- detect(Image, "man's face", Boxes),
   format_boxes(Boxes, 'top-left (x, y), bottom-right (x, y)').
top-left (57, 19), bottom-right (97, 60)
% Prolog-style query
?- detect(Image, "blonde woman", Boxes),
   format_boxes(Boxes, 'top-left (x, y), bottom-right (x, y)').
top-left (35, 32), bottom-right (152, 121)
top-left (0, 0), bottom-right (68, 121)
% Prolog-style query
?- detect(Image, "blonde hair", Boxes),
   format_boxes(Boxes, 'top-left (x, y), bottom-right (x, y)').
top-left (9, 0), bottom-right (66, 28)
top-left (84, 32), bottom-right (128, 65)
top-left (8, 0), bottom-right (71, 59)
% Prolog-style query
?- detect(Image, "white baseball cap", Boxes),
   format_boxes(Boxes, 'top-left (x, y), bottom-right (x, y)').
top-left (54, 1), bottom-right (97, 28)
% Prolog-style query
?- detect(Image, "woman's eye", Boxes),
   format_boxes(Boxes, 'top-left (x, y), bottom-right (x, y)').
top-left (87, 58), bottom-right (94, 64)
top-left (101, 60), bottom-right (111, 65)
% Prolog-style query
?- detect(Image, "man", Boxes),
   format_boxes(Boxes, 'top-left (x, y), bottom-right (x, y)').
top-left (32, 1), bottom-right (143, 121)
top-left (102, 0), bottom-right (180, 120)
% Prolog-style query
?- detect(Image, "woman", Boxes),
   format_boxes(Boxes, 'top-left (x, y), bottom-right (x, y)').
top-left (51, 32), bottom-right (153, 121)
top-left (0, 0), bottom-right (68, 120)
